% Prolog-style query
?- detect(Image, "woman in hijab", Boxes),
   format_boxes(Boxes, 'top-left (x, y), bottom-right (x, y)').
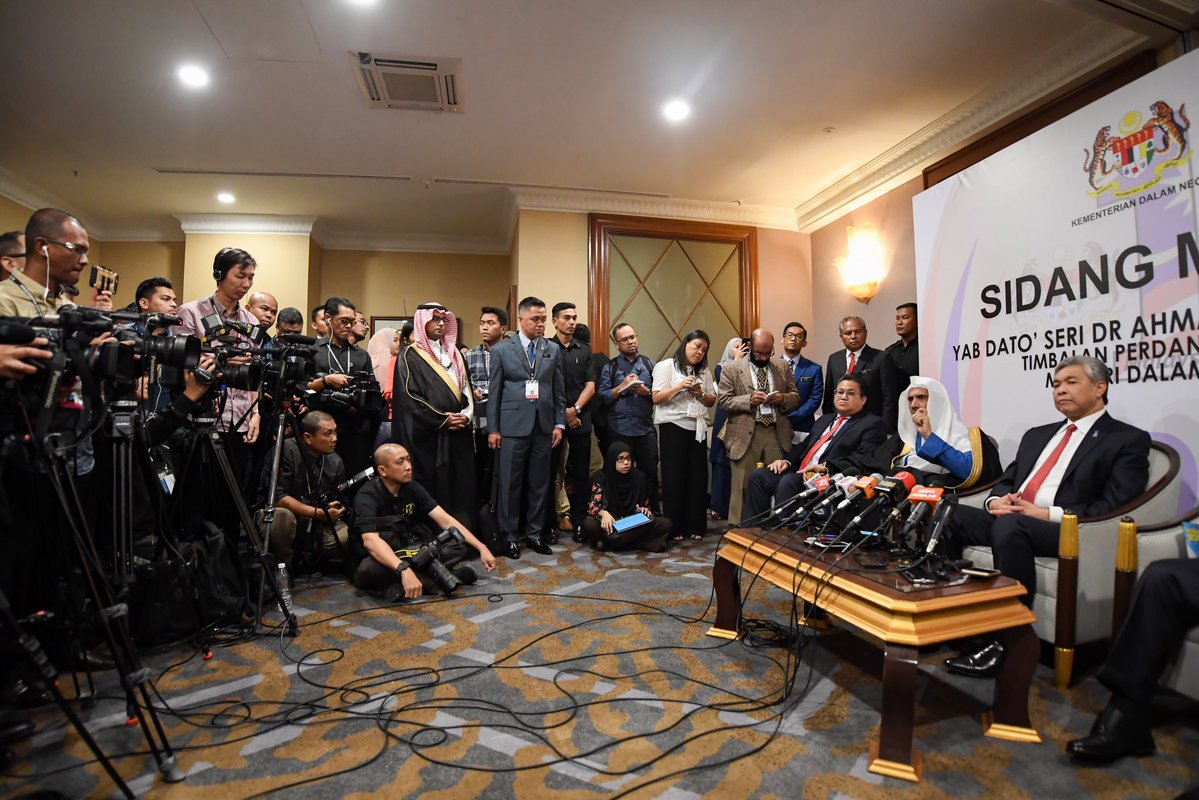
top-left (653, 330), bottom-right (716, 540)
top-left (579, 441), bottom-right (672, 552)
top-left (367, 327), bottom-right (400, 448)
top-left (708, 337), bottom-right (747, 520)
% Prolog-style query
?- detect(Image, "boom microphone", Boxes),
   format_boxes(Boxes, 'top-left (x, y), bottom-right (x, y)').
top-left (278, 332), bottom-right (318, 345)
top-left (0, 319), bottom-right (37, 345)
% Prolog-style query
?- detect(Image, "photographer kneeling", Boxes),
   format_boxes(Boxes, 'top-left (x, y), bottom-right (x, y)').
top-left (258, 410), bottom-right (347, 575)
top-left (350, 443), bottom-right (496, 599)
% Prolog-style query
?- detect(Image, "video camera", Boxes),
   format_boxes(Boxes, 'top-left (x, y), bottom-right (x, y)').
top-left (262, 333), bottom-right (317, 393)
top-left (310, 466), bottom-right (375, 508)
top-left (316, 369), bottom-right (384, 413)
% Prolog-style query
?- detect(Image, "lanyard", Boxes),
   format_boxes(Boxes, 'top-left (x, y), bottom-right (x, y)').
top-left (10, 275), bottom-right (51, 315)
top-left (326, 342), bottom-right (351, 374)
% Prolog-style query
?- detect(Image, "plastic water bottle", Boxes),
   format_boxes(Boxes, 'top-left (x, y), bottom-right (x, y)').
top-left (276, 563), bottom-right (294, 615)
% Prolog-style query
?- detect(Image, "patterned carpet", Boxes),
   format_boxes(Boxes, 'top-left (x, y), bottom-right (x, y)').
top-left (3, 535), bottom-right (1197, 799)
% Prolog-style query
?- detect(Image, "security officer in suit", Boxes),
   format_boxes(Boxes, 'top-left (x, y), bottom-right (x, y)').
top-left (946, 354), bottom-right (1151, 677)
top-left (822, 315), bottom-right (884, 417)
top-left (488, 296), bottom-right (566, 559)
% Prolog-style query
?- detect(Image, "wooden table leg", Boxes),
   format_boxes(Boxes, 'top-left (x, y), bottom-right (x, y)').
top-left (868, 642), bottom-right (923, 782)
top-left (706, 555), bottom-right (742, 640)
top-left (983, 623), bottom-right (1042, 743)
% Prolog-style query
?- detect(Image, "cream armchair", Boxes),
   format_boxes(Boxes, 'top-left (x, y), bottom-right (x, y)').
top-left (1111, 503), bottom-right (1199, 702)
top-left (957, 441), bottom-right (1181, 688)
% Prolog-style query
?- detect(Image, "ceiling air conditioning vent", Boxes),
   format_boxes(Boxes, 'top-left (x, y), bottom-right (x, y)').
top-left (352, 51), bottom-right (462, 112)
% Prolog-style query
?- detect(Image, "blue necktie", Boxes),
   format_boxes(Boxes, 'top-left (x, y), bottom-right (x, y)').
top-left (527, 340), bottom-right (536, 363)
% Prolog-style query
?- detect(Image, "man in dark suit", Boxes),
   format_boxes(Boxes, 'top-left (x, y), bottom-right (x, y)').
top-left (946, 355), bottom-right (1151, 677)
top-left (743, 375), bottom-right (888, 522)
top-left (780, 321), bottom-right (823, 439)
top-left (488, 296), bottom-right (566, 559)
top-left (822, 315), bottom-right (884, 417)
top-left (1067, 557), bottom-right (1199, 763)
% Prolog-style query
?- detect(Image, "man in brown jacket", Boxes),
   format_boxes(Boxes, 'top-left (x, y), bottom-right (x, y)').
top-left (716, 329), bottom-right (800, 523)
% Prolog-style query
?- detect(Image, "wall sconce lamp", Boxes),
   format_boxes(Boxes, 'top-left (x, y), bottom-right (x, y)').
top-left (834, 224), bottom-right (888, 304)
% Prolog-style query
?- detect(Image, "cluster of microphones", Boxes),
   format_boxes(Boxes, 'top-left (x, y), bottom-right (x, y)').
top-left (749, 469), bottom-right (963, 584)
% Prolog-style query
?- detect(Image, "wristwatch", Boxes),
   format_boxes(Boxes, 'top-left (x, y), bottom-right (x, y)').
top-left (394, 561), bottom-right (410, 576)
top-left (573, 404), bottom-right (582, 414)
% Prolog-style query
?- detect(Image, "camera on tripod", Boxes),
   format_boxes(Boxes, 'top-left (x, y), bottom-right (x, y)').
top-left (396, 526), bottom-right (469, 596)
top-left (316, 369), bottom-right (384, 413)
top-left (262, 339), bottom-right (317, 394)
top-left (198, 313), bottom-right (267, 390)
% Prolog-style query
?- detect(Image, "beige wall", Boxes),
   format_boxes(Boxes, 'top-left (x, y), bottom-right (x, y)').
top-left (756, 227), bottom-right (812, 341)
top-left (319, 249), bottom-right (510, 345)
top-left (511, 209), bottom-right (588, 320)
top-left (93, 240), bottom-right (186, 309)
top-left (0, 195), bottom-right (31, 234)
top-left (307, 238), bottom-right (324, 319)
top-left (808, 175), bottom-right (922, 360)
top-left (181, 232), bottom-right (311, 320)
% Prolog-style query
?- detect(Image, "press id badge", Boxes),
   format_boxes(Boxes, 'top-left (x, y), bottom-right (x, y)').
top-left (525, 380), bottom-right (540, 400)
top-left (687, 398), bottom-right (705, 419)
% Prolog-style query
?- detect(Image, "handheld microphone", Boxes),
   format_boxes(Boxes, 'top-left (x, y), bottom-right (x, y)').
top-left (813, 475), bottom-right (858, 513)
top-left (847, 471), bottom-right (917, 530)
top-left (900, 485), bottom-right (943, 540)
top-left (784, 473), bottom-right (842, 520)
top-left (924, 494), bottom-right (959, 554)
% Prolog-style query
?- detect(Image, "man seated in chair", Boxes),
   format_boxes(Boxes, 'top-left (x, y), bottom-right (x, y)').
top-left (741, 375), bottom-right (887, 524)
top-left (1067, 557), bottom-right (1199, 763)
top-left (945, 355), bottom-right (1151, 677)
top-left (843, 376), bottom-right (1002, 489)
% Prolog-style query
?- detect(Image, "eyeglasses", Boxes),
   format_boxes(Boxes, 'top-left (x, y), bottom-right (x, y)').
top-left (430, 314), bottom-right (448, 323)
top-left (1, 252), bottom-right (24, 259)
top-left (45, 239), bottom-right (89, 257)
top-left (333, 316), bottom-right (356, 325)
top-left (615, 455), bottom-right (633, 463)
top-left (782, 332), bottom-right (806, 340)
top-left (616, 335), bottom-right (637, 344)
top-left (833, 389), bottom-right (860, 397)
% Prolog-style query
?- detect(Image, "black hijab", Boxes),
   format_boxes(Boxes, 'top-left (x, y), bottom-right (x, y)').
top-left (601, 440), bottom-right (647, 517)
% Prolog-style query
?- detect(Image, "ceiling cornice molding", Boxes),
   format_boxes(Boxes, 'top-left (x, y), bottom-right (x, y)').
top-left (511, 188), bottom-right (799, 231)
top-left (314, 230), bottom-right (512, 255)
top-left (174, 213), bottom-right (317, 236)
top-left (794, 23), bottom-right (1147, 232)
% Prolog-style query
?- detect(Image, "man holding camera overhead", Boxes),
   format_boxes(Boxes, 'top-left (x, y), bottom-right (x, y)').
top-left (310, 296), bottom-right (380, 475)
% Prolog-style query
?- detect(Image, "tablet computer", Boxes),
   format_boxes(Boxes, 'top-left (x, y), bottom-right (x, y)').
top-left (612, 512), bottom-right (651, 533)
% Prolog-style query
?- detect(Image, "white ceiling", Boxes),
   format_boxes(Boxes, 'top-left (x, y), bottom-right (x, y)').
top-left (0, 0), bottom-right (1194, 251)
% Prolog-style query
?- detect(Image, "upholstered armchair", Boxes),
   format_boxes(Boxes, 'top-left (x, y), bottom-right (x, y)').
top-left (956, 441), bottom-right (1182, 688)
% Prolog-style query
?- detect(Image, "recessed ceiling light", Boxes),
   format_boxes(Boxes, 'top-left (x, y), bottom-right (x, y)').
top-left (217, 192), bottom-right (236, 204)
top-left (345, 0), bottom-right (379, 6)
top-left (177, 64), bottom-right (210, 88)
top-left (662, 99), bottom-right (691, 123)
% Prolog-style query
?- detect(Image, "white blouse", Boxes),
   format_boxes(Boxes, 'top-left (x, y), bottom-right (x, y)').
top-left (652, 359), bottom-right (715, 440)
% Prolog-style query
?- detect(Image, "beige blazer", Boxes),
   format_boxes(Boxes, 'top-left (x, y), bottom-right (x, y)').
top-left (716, 356), bottom-right (800, 461)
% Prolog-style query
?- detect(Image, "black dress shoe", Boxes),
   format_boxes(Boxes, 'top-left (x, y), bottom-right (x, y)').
top-left (503, 541), bottom-right (522, 559)
top-left (945, 639), bottom-right (1004, 678)
top-left (1, 679), bottom-right (52, 709)
top-left (544, 529), bottom-right (559, 545)
top-left (63, 650), bottom-right (115, 673)
top-left (571, 531), bottom-right (584, 544)
top-left (1067, 702), bottom-right (1155, 762)
top-left (0, 719), bottom-right (34, 746)
top-left (527, 537), bottom-right (553, 556)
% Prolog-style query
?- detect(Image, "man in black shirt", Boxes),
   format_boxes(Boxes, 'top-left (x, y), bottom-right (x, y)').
top-left (259, 410), bottom-right (346, 572)
top-left (880, 302), bottom-right (919, 434)
top-left (310, 296), bottom-right (380, 474)
top-left (350, 443), bottom-right (496, 598)
top-left (549, 302), bottom-right (595, 536)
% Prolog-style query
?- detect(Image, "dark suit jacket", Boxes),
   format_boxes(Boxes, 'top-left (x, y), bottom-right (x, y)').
top-left (823, 345), bottom-right (884, 417)
top-left (487, 335), bottom-right (566, 437)
top-left (989, 411), bottom-right (1151, 518)
top-left (785, 410), bottom-right (888, 473)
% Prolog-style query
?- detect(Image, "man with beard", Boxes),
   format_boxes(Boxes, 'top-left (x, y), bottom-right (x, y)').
top-left (393, 302), bottom-right (477, 529)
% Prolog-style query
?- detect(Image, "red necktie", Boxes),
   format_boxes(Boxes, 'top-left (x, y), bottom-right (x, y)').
top-left (1019, 423), bottom-right (1077, 504)
top-left (848, 351), bottom-right (857, 374)
top-left (801, 416), bottom-right (846, 470)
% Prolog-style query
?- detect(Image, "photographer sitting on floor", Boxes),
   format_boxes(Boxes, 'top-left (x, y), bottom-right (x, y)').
top-left (350, 443), bottom-right (495, 599)
top-left (257, 410), bottom-right (347, 574)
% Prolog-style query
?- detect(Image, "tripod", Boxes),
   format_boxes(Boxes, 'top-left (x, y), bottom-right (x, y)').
top-left (35, 432), bottom-right (185, 794)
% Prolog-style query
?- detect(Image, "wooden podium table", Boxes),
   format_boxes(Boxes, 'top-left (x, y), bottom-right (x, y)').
top-left (707, 528), bottom-right (1040, 782)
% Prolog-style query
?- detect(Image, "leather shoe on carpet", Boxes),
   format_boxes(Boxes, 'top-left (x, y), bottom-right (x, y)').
top-left (503, 541), bottom-right (522, 559)
top-left (527, 537), bottom-right (553, 555)
top-left (0, 719), bottom-right (34, 746)
top-left (544, 530), bottom-right (559, 545)
top-left (63, 650), bottom-right (115, 673)
top-left (452, 565), bottom-right (478, 585)
top-left (945, 639), bottom-right (1004, 678)
top-left (1, 679), bottom-right (51, 709)
top-left (558, 513), bottom-right (574, 532)
top-left (1067, 702), bottom-right (1155, 762)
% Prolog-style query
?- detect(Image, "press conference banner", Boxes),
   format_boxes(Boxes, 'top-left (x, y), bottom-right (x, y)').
top-left (914, 49), bottom-right (1199, 509)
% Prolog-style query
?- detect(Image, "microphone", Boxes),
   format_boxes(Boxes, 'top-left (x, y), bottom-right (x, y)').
top-left (847, 471), bottom-right (918, 531)
top-left (835, 473), bottom-right (883, 511)
top-left (924, 494), bottom-right (959, 554)
top-left (812, 475), bottom-right (858, 513)
top-left (0, 319), bottom-right (37, 345)
top-left (900, 485), bottom-right (944, 540)
top-left (783, 473), bottom-right (843, 520)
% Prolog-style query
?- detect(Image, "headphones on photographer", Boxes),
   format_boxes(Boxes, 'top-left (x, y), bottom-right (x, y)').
top-left (212, 247), bottom-right (234, 282)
